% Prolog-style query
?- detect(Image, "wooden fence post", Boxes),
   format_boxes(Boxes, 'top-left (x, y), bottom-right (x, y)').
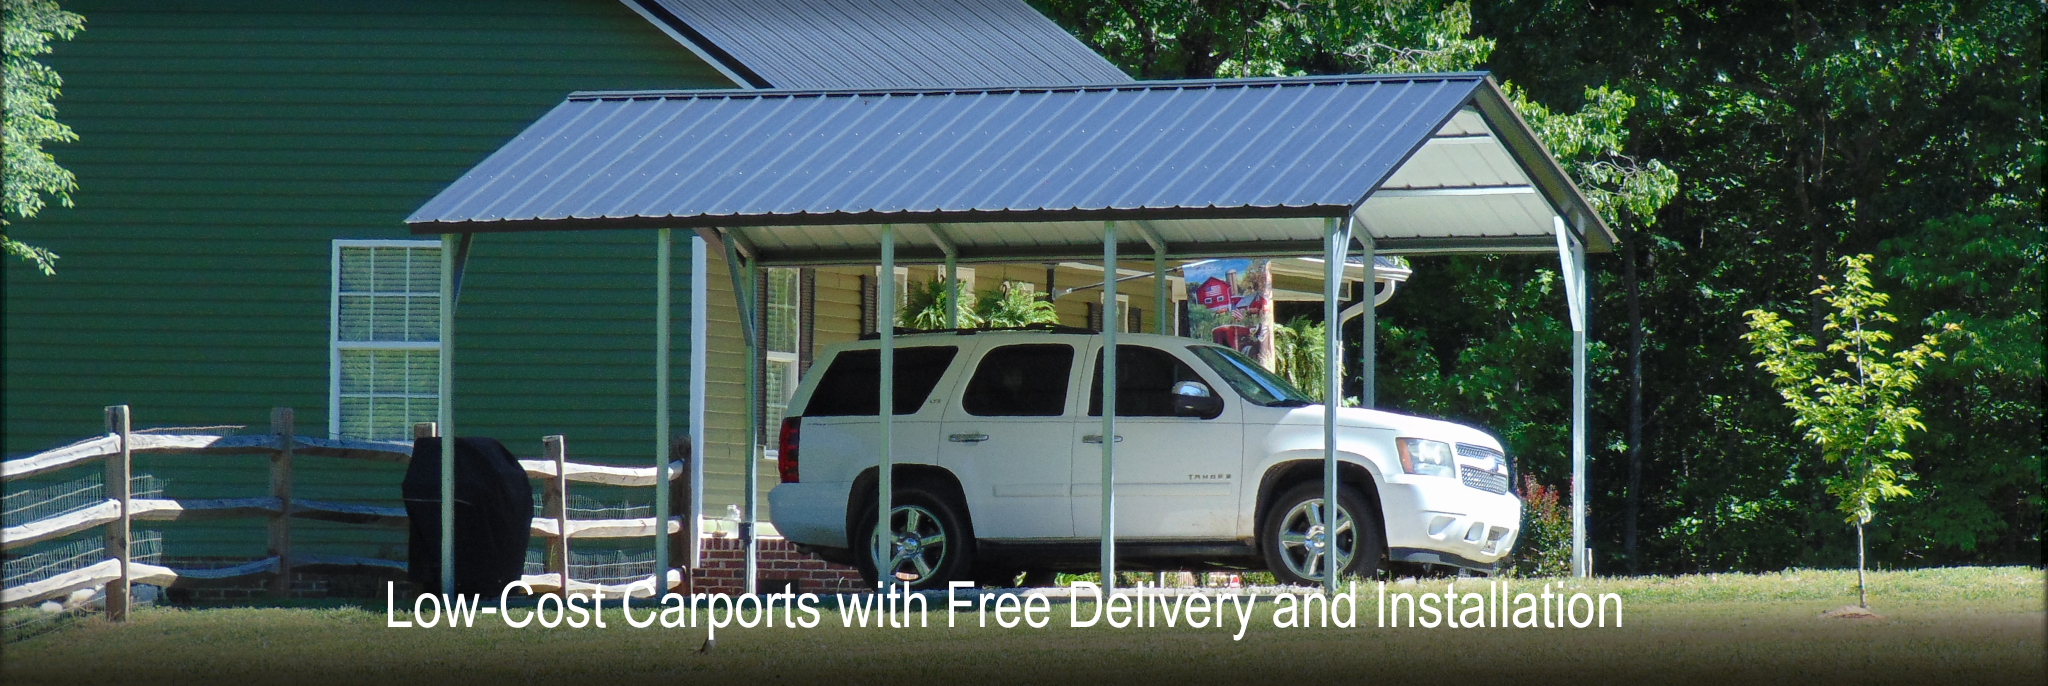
top-left (104, 405), bottom-right (132, 621)
top-left (269, 408), bottom-right (294, 598)
top-left (544, 436), bottom-right (569, 593)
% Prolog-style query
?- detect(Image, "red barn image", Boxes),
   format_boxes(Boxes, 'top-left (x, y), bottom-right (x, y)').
top-left (1195, 276), bottom-right (1232, 309)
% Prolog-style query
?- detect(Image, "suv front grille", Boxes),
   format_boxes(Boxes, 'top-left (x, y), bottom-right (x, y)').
top-left (1455, 443), bottom-right (1511, 495)
top-left (1460, 466), bottom-right (1510, 495)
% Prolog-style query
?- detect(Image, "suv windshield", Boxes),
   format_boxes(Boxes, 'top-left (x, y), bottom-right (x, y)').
top-left (1188, 345), bottom-right (1314, 407)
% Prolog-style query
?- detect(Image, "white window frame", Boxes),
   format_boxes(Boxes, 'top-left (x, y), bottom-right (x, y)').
top-left (763, 267), bottom-right (802, 457)
top-left (330, 239), bottom-right (443, 440)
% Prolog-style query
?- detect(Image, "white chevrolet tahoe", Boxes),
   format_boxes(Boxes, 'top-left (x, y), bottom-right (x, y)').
top-left (768, 329), bottom-right (1521, 588)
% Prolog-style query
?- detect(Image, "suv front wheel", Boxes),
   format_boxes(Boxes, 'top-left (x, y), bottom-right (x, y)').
top-left (1260, 482), bottom-right (1384, 586)
top-left (852, 482), bottom-right (976, 590)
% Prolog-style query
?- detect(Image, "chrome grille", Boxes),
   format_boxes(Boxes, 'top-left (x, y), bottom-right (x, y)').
top-left (1460, 466), bottom-right (1510, 494)
top-left (1456, 443), bottom-right (1512, 494)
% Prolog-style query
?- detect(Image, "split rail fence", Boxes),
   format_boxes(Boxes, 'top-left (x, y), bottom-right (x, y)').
top-left (1, 405), bottom-right (692, 620)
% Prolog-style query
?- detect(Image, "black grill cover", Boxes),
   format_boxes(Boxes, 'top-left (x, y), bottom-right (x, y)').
top-left (403, 437), bottom-right (532, 595)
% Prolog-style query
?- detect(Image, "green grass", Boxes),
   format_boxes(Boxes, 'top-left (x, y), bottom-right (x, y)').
top-left (3, 567), bottom-right (2042, 685)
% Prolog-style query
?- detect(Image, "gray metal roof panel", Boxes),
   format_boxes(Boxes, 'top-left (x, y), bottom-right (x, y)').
top-left (645, 0), bottom-right (1131, 89)
top-left (409, 74), bottom-right (1616, 254)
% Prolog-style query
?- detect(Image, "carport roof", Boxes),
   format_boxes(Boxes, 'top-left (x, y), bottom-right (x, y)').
top-left (406, 73), bottom-right (1613, 264)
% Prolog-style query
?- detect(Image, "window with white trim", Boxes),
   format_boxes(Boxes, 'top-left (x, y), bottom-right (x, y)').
top-left (763, 267), bottom-right (801, 444)
top-left (331, 241), bottom-right (442, 441)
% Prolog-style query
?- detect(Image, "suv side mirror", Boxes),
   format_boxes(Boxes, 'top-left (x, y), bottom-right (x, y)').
top-left (1172, 380), bottom-right (1223, 419)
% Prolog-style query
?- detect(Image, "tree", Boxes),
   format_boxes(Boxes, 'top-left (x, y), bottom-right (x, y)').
top-left (3, 0), bottom-right (83, 275)
top-left (1743, 255), bottom-right (1956, 607)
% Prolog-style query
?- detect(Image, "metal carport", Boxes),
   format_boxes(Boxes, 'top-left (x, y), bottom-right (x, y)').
top-left (407, 73), bottom-right (1611, 596)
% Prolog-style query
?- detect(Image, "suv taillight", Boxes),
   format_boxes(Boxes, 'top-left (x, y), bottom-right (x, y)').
top-left (777, 417), bottom-right (801, 483)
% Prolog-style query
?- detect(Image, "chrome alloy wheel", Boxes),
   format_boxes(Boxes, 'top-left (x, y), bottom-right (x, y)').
top-left (870, 504), bottom-right (949, 583)
top-left (1276, 498), bottom-right (1355, 581)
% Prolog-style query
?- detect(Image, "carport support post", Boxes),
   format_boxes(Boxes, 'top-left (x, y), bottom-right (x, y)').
top-left (1322, 217), bottom-right (1348, 596)
top-left (655, 228), bottom-right (672, 588)
top-left (1152, 250), bottom-right (1167, 334)
top-left (1099, 221), bottom-right (1117, 590)
top-left (438, 232), bottom-right (457, 595)
top-left (944, 252), bottom-right (959, 329)
top-left (1358, 230), bottom-right (1376, 408)
top-left (877, 225), bottom-right (896, 581)
top-left (720, 232), bottom-right (761, 595)
top-left (1566, 224), bottom-right (1590, 578)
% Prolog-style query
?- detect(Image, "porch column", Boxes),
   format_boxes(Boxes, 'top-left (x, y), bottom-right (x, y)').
top-left (1099, 221), bottom-right (1118, 590)
top-left (876, 225), bottom-right (896, 582)
top-left (689, 236), bottom-right (709, 569)
top-left (1322, 216), bottom-right (1349, 596)
top-left (945, 252), bottom-right (959, 329)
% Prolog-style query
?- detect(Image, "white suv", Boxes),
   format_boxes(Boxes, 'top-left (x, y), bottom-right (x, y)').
top-left (768, 329), bottom-right (1521, 588)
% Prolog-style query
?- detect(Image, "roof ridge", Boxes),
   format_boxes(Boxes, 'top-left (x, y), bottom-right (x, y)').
top-left (566, 72), bottom-right (1493, 102)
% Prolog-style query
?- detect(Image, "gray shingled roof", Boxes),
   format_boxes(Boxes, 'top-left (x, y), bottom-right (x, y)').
top-left (638, 0), bottom-right (1131, 88)
top-left (407, 74), bottom-right (1611, 264)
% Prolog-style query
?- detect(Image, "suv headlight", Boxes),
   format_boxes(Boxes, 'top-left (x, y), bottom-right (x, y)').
top-left (1396, 438), bottom-right (1456, 478)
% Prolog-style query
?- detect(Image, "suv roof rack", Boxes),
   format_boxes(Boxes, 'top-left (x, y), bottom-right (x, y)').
top-left (856, 323), bottom-right (1099, 340)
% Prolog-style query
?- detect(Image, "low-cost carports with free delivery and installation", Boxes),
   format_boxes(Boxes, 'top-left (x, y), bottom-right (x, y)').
top-left (403, 73), bottom-right (1613, 599)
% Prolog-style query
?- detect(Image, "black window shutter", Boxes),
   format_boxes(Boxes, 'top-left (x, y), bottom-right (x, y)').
top-left (799, 268), bottom-right (816, 375)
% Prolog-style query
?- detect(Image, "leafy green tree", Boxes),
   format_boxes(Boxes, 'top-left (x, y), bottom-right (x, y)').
top-left (1744, 255), bottom-right (1957, 607)
top-left (897, 277), bottom-right (980, 330)
top-left (1271, 315), bottom-right (1331, 402)
top-left (2, 0), bottom-right (82, 275)
top-left (971, 283), bottom-right (1059, 329)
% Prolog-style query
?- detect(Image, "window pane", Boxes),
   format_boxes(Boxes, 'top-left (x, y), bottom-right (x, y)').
top-left (408, 295), bottom-right (440, 342)
top-left (371, 296), bottom-right (407, 341)
top-left (963, 344), bottom-right (1074, 416)
top-left (803, 346), bottom-right (959, 416)
top-left (339, 247), bottom-right (372, 293)
top-left (407, 248), bottom-right (441, 294)
top-left (371, 247), bottom-right (408, 293)
top-left (406, 351), bottom-right (438, 394)
top-left (370, 397), bottom-right (407, 441)
top-left (339, 350), bottom-right (372, 394)
top-left (1089, 345), bottom-right (1209, 417)
top-left (338, 295), bottom-right (372, 341)
top-left (765, 359), bottom-right (796, 429)
top-left (339, 396), bottom-right (371, 438)
top-left (766, 268), bottom-right (799, 353)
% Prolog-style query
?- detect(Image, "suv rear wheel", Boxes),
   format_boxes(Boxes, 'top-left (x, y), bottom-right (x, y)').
top-left (1260, 482), bottom-right (1383, 586)
top-left (852, 482), bottom-right (976, 590)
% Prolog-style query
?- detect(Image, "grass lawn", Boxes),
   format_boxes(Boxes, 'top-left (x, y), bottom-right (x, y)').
top-left (3, 567), bottom-right (2041, 685)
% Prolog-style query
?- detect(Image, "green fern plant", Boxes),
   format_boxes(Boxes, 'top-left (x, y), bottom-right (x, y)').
top-left (972, 283), bottom-right (1058, 328)
top-left (898, 277), bottom-right (980, 330)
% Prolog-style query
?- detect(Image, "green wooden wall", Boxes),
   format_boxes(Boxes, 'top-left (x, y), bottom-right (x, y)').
top-left (2, 0), bottom-right (731, 558)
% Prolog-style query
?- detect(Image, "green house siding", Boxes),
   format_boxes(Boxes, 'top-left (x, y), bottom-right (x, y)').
top-left (3, 0), bottom-right (730, 557)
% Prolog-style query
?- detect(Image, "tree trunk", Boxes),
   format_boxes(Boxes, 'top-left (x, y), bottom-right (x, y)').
top-left (1856, 520), bottom-right (1868, 608)
top-left (1624, 221), bottom-right (1644, 575)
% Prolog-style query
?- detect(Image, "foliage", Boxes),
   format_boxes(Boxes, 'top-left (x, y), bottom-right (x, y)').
top-left (1510, 475), bottom-right (1573, 577)
top-left (1039, 0), bottom-right (2042, 574)
top-left (1270, 315), bottom-right (1331, 402)
top-left (2, 0), bottom-right (82, 275)
top-left (1744, 255), bottom-right (1955, 528)
top-left (970, 283), bottom-right (1059, 329)
top-left (897, 277), bottom-right (980, 330)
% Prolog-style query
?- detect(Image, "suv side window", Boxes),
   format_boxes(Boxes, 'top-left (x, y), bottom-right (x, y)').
top-left (803, 346), bottom-right (960, 416)
top-left (962, 344), bottom-right (1074, 416)
top-left (1088, 345), bottom-right (1213, 417)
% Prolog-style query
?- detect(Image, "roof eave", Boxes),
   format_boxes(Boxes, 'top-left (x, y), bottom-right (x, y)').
top-left (1465, 76), bottom-right (1617, 253)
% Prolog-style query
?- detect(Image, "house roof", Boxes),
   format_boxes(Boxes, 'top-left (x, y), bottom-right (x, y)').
top-left (634, 0), bottom-right (1130, 89)
top-left (406, 73), bottom-right (1612, 264)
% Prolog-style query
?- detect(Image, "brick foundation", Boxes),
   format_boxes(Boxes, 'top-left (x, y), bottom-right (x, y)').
top-left (689, 537), bottom-right (867, 595)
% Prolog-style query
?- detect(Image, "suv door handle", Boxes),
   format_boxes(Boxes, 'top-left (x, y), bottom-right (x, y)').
top-left (1081, 434), bottom-right (1123, 444)
top-left (948, 433), bottom-right (990, 443)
